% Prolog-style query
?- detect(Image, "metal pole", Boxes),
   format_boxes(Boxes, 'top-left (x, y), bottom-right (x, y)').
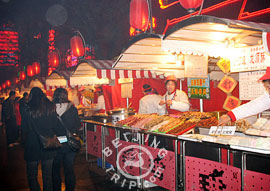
top-left (101, 126), bottom-right (106, 169)
top-left (227, 149), bottom-right (230, 165)
top-left (218, 147), bottom-right (222, 163)
top-left (126, 98), bottom-right (129, 108)
top-left (148, 0), bottom-right (153, 33)
top-left (241, 152), bottom-right (247, 191)
top-left (180, 79), bottom-right (182, 91)
top-left (175, 140), bottom-right (179, 191)
top-left (182, 141), bottom-right (186, 191)
top-left (200, 99), bottom-right (203, 112)
top-left (85, 122), bottom-right (89, 161)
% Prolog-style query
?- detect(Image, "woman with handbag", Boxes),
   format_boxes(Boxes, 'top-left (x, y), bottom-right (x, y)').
top-left (23, 87), bottom-right (59, 191)
top-left (52, 88), bottom-right (81, 191)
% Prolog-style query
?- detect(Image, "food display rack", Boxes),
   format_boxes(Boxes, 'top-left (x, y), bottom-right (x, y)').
top-left (83, 119), bottom-right (270, 191)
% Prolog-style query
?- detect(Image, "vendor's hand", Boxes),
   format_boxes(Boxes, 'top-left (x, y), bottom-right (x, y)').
top-left (166, 100), bottom-right (172, 106)
top-left (159, 100), bottom-right (166, 106)
top-left (218, 114), bottom-right (231, 126)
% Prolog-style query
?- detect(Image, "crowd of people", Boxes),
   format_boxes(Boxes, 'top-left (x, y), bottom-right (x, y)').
top-left (1, 87), bottom-right (81, 191)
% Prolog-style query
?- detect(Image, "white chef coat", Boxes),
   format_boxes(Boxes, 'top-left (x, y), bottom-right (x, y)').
top-left (158, 89), bottom-right (190, 114)
top-left (94, 95), bottom-right (106, 111)
top-left (138, 94), bottom-right (163, 115)
top-left (230, 92), bottom-right (270, 120)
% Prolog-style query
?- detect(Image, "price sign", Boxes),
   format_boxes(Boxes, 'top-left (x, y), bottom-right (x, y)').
top-left (239, 71), bottom-right (266, 100)
top-left (209, 126), bottom-right (223, 135)
top-left (221, 126), bottom-right (236, 135)
top-left (209, 126), bottom-right (236, 136)
top-left (223, 95), bottom-right (241, 111)
top-left (230, 45), bottom-right (270, 72)
top-left (187, 76), bottom-right (210, 99)
top-left (218, 75), bottom-right (237, 93)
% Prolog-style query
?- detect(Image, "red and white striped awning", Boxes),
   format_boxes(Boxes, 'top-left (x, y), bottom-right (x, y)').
top-left (86, 59), bottom-right (165, 79)
top-left (96, 69), bottom-right (165, 79)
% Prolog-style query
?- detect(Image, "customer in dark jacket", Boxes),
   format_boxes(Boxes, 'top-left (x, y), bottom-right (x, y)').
top-left (23, 87), bottom-right (58, 191)
top-left (2, 91), bottom-right (18, 147)
top-left (52, 88), bottom-right (81, 191)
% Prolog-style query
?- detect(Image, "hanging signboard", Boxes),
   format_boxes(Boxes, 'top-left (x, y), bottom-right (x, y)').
top-left (218, 75), bottom-right (237, 94)
top-left (184, 55), bottom-right (208, 78)
top-left (223, 95), bottom-right (241, 111)
top-left (217, 58), bottom-right (230, 74)
top-left (230, 45), bottom-right (270, 72)
top-left (239, 71), bottom-right (266, 100)
top-left (187, 76), bottom-right (210, 99)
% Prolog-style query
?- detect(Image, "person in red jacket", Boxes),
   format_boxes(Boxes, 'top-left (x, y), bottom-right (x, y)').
top-left (219, 67), bottom-right (270, 125)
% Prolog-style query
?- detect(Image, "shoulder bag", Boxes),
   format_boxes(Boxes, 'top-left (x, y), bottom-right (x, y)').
top-left (30, 116), bottom-right (62, 149)
top-left (57, 115), bottom-right (81, 152)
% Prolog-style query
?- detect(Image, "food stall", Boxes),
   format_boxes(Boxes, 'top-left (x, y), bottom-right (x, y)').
top-left (84, 16), bottom-right (270, 191)
top-left (45, 70), bottom-right (71, 90)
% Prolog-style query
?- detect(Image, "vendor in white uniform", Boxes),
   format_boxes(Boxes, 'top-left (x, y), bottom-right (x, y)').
top-left (92, 87), bottom-right (106, 113)
top-left (219, 67), bottom-right (270, 125)
top-left (138, 84), bottom-right (163, 114)
top-left (158, 75), bottom-right (190, 115)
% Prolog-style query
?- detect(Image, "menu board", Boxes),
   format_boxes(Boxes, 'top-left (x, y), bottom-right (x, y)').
top-left (231, 45), bottom-right (270, 72)
top-left (184, 55), bottom-right (208, 78)
top-left (239, 71), bottom-right (266, 100)
top-left (187, 76), bottom-right (210, 99)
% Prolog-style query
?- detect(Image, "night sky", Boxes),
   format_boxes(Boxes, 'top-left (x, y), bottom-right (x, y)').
top-left (0, 0), bottom-right (270, 85)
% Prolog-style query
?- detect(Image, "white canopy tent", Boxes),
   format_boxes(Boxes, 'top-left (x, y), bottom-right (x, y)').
top-left (70, 62), bottom-right (109, 87)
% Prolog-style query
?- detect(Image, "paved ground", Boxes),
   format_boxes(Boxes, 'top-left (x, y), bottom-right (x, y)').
top-left (0, 127), bottom-right (129, 191)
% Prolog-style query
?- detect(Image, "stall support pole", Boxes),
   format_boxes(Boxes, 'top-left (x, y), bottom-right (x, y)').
top-left (101, 126), bottom-right (106, 169)
top-left (200, 99), bottom-right (203, 112)
top-left (227, 149), bottom-right (230, 165)
top-left (241, 152), bottom-right (247, 191)
top-left (126, 98), bottom-right (129, 108)
top-left (175, 140), bottom-right (179, 191)
top-left (85, 123), bottom-right (89, 161)
top-left (115, 129), bottom-right (121, 178)
top-left (139, 133), bottom-right (144, 190)
top-left (218, 148), bottom-right (222, 163)
top-left (180, 141), bottom-right (186, 191)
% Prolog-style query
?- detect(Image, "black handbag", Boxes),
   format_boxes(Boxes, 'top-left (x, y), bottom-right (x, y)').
top-left (57, 116), bottom-right (81, 152)
top-left (30, 116), bottom-right (62, 150)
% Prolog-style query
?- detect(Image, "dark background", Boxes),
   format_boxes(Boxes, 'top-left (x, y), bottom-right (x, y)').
top-left (0, 0), bottom-right (270, 85)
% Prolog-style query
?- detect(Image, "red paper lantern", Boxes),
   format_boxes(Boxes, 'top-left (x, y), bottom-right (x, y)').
top-left (70, 35), bottom-right (85, 57)
top-left (19, 71), bottom-right (26, 81)
top-left (0, 86), bottom-right (2, 91)
top-left (48, 51), bottom-right (60, 68)
top-left (130, 0), bottom-right (149, 31)
top-left (15, 77), bottom-right (20, 84)
top-left (6, 80), bottom-right (11, 87)
top-left (32, 62), bottom-right (41, 75)
top-left (27, 65), bottom-right (34, 77)
top-left (2, 84), bottom-right (6, 89)
top-left (178, 0), bottom-right (203, 13)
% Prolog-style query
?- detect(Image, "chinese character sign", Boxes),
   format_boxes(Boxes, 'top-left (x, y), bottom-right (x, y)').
top-left (188, 76), bottom-right (210, 99)
top-left (218, 75), bottom-right (237, 94)
top-left (223, 96), bottom-right (241, 111)
top-left (231, 45), bottom-right (270, 72)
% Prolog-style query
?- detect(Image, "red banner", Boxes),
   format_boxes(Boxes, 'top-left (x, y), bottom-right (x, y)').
top-left (86, 130), bottom-right (102, 158)
top-left (185, 156), bottom-right (241, 191)
top-left (244, 170), bottom-right (270, 190)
